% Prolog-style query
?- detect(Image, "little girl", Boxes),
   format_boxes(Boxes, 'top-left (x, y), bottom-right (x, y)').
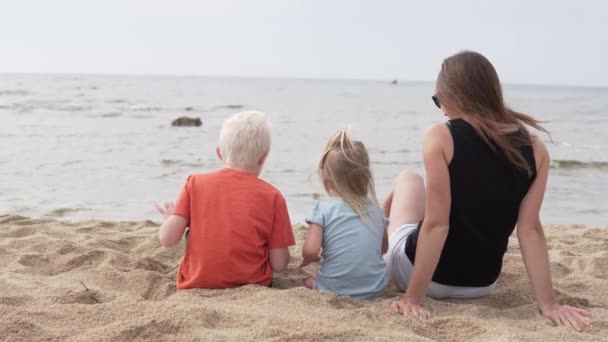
top-left (301, 128), bottom-right (389, 300)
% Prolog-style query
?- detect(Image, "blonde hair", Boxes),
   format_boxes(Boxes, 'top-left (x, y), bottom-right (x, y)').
top-left (318, 127), bottom-right (378, 219)
top-left (436, 51), bottom-right (549, 176)
top-left (218, 111), bottom-right (271, 170)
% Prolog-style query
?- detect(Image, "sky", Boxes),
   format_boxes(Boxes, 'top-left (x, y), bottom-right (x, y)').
top-left (0, 0), bottom-right (606, 87)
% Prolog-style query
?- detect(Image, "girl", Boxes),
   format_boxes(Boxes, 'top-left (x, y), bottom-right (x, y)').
top-left (301, 128), bottom-right (389, 300)
top-left (385, 51), bottom-right (591, 332)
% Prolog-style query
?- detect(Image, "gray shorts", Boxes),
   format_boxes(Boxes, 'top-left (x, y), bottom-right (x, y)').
top-left (385, 223), bottom-right (496, 299)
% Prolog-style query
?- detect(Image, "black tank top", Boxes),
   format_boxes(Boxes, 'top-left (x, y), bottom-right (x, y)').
top-left (405, 118), bottom-right (536, 287)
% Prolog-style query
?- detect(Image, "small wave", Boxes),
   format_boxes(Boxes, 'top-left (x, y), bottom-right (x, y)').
top-left (85, 112), bottom-right (122, 118)
top-left (108, 99), bottom-right (128, 104)
top-left (153, 170), bottom-right (181, 179)
top-left (292, 193), bottom-right (322, 200)
top-left (9, 103), bottom-right (36, 112)
top-left (576, 208), bottom-right (602, 214)
top-left (371, 161), bottom-right (402, 165)
top-left (27, 99), bottom-right (70, 105)
top-left (551, 160), bottom-right (608, 170)
top-left (46, 208), bottom-right (90, 218)
top-left (0, 89), bottom-right (29, 96)
top-left (128, 105), bottom-right (163, 112)
top-left (182, 162), bottom-right (205, 168)
top-left (160, 159), bottom-right (181, 166)
top-left (62, 160), bottom-right (83, 166)
top-left (56, 105), bottom-right (93, 112)
top-left (18, 100), bottom-right (92, 112)
top-left (374, 148), bottom-right (410, 155)
top-left (132, 114), bottom-right (155, 119)
top-left (214, 104), bottom-right (245, 110)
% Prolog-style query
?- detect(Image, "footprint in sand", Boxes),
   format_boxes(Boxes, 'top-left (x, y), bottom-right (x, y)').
top-left (0, 226), bottom-right (38, 238)
top-left (140, 273), bottom-right (177, 301)
top-left (17, 250), bottom-right (108, 276)
top-left (327, 296), bottom-right (364, 310)
top-left (114, 320), bottom-right (180, 340)
top-left (591, 255), bottom-right (608, 279)
top-left (551, 262), bottom-right (573, 279)
top-left (431, 317), bottom-right (486, 341)
top-left (55, 286), bottom-right (110, 305)
top-left (134, 257), bottom-right (172, 273)
top-left (0, 296), bottom-right (32, 306)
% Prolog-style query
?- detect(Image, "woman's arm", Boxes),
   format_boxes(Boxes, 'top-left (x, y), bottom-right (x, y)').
top-left (391, 124), bottom-right (453, 319)
top-left (517, 139), bottom-right (591, 331)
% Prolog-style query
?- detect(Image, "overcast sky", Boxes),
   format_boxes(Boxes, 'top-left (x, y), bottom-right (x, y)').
top-left (0, 0), bottom-right (606, 87)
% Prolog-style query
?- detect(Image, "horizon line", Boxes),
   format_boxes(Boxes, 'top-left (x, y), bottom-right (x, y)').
top-left (1, 71), bottom-right (606, 90)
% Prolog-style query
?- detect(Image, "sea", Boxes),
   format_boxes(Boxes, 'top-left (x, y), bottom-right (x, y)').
top-left (1, 74), bottom-right (606, 226)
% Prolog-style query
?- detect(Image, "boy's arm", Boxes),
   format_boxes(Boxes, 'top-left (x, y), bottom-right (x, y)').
top-left (155, 202), bottom-right (188, 247)
top-left (301, 223), bottom-right (322, 266)
top-left (159, 215), bottom-right (188, 247)
top-left (269, 248), bottom-right (290, 273)
top-left (268, 194), bottom-right (296, 273)
top-left (156, 176), bottom-right (192, 247)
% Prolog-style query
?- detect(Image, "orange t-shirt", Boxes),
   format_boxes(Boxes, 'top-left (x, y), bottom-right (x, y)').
top-left (172, 168), bottom-right (295, 289)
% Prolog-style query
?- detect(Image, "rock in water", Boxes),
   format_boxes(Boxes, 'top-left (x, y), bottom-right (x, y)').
top-left (171, 117), bottom-right (202, 127)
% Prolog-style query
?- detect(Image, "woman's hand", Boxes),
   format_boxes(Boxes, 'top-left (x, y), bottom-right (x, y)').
top-left (390, 298), bottom-right (431, 319)
top-left (154, 202), bottom-right (174, 221)
top-left (540, 302), bottom-right (592, 332)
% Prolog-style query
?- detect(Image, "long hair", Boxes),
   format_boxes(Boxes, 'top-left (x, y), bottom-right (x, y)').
top-left (318, 128), bottom-right (378, 219)
top-left (436, 51), bottom-right (549, 176)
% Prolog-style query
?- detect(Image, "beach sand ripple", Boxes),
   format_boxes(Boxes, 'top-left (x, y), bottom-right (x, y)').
top-left (0, 215), bottom-right (606, 341)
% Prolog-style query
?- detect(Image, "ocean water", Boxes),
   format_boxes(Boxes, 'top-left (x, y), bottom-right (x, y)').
top-left (0, 74), bottom-right (606, 226)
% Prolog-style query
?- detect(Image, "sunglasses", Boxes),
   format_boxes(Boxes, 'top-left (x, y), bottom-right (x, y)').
top-left (432, 95), bottom-right (441, 109)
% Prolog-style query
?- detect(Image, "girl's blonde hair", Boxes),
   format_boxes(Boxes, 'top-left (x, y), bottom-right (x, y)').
top-left (318, 127), bottom-right (378, 219)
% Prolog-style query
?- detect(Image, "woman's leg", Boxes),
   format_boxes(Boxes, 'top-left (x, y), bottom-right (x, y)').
top-left (385, 170), bottom-right (425, 238)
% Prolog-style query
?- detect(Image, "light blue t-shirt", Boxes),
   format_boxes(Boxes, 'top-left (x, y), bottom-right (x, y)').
top-left (305, 197), bottom-right (389, 300)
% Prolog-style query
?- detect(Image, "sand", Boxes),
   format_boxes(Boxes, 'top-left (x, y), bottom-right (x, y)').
top-left (0, 214), bottom-right (606, 342)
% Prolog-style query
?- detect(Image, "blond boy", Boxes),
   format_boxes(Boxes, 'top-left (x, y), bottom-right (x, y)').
top-left (156, 111), bottom-right (294, 288)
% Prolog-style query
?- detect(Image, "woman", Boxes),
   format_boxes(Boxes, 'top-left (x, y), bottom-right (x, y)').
top-left (384, 51), bottom-right (591, 331)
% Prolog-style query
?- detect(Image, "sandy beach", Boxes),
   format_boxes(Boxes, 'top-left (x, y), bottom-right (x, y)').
top-left (0, 214), bottom-right (606, 341)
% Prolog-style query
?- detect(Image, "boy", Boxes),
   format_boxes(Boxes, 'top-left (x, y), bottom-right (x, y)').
top-left (155, 111), bottom-right (295, 289)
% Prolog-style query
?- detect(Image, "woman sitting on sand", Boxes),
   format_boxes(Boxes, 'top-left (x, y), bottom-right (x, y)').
top-left (384, 51), bottom-right (591, 331)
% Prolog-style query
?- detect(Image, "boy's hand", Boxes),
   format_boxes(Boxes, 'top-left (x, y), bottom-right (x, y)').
top-left (154, 202), bottom-right (174, 221)
top-left (300, 255), bottom-right (321, 268)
